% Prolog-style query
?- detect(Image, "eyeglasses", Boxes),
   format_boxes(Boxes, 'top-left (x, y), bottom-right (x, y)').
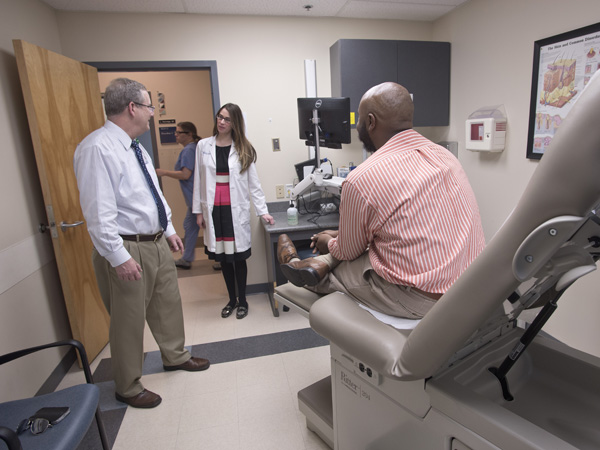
top-left (132, 101), bottom-right (156, 113)
top-left (16, 418), bottom-right (52, 435)
top-left (174, 131), bottom-right (189, 135)
top-left (216, 114), bottom-right (231, 124)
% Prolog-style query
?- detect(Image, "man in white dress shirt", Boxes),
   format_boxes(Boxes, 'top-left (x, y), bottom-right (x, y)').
top-left (74, 78), bottom-right (210, 409)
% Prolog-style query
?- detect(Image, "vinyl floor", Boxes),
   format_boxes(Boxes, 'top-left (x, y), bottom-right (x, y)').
top-left (58, 251), bottom-right (331, 450)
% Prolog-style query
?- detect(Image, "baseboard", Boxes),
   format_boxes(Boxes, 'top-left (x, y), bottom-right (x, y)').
top-left (246, 282), bottom-right (270, 295)
top-left (36, 347), bottom-right (77, 396)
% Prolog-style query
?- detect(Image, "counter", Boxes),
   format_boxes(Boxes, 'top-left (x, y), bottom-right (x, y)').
top-left (262, 208), bottom-right (339, 316)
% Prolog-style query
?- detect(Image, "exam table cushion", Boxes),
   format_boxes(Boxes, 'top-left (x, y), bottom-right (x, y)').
top-left (399, 74), bottom-right (600, 380)
top-left (275, 282), bottom-right (323, 312)
top-left (310, 292), bottom-right (413, 379)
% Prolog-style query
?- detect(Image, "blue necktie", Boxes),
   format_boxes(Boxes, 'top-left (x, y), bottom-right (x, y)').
top-left (132, 139), bottom-right (168, 231)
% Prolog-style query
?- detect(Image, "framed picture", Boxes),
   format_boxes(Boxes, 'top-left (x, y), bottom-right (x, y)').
top-left (526, 22), bottom-right (600, 159)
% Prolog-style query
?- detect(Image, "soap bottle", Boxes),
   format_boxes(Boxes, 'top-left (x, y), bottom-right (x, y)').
top-left (287, 201), bottom-right (298, 225)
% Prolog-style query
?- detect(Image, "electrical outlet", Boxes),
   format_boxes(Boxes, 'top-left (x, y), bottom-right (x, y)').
top-left (276, 184), bottom-right (285, 198)
top-left (272, 138), bottom-right (280, 152)
top-left (285, 184), bottom-right (293, 198)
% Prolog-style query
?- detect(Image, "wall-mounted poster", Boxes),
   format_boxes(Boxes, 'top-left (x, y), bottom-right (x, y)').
top-left (526, 22), bottom-right (600, 159)
top-left (159, 126), bottom-right (177, 144)
top-left (158, 92), bottom-right (166, 116)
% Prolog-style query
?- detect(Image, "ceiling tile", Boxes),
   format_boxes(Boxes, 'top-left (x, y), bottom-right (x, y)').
top-left (39, 0), bottom-right (470, 21)
top-left (182, 0), bottom-right (348, 17)
top-left (339, 1), bottom-right (455, 21)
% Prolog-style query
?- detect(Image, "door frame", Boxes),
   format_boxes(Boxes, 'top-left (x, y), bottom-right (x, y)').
top-left (86, 60), bottom-right (221, 162)
top-left (86, 60), bottom-right (220, 111)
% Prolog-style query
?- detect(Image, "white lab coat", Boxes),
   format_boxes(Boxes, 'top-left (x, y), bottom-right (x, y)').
top-left (192, 136), bottom-right (269, 253)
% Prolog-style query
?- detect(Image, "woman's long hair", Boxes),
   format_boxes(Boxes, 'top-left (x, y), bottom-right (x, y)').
top-left (213, 103), bottom-right (256, 173)
top-left (177, 121), bottom-right (201, 143)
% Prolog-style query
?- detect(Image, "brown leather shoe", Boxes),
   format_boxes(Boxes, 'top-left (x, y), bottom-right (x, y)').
top-left (164, 356), bottom-right (210, 372)
top-left (115, 389), bottom-right (162, 408)
top-left (277, 234), bottom-right (299, 264)
top-left (281, 258), bottom-right (330, 287)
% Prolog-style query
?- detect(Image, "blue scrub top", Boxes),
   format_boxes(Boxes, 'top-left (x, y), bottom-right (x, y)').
top-left (175, 142), bottom-right (196, 207)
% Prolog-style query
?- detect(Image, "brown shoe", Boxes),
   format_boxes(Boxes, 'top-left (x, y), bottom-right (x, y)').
top-left (277, 234), bottom-right (299, 264)
top-left (281, 258), bottom-right (330, 287)
top-left (115, 389), bottom-right (162, 408)
top-left (164, 356), bottom-right (210, 372)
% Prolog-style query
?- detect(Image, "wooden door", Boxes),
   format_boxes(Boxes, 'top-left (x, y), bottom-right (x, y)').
top-left (13, 40), bottom-right (109, 361)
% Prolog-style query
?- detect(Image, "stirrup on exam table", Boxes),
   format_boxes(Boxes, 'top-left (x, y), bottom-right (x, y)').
top-left (278, 72), bottom-right (600, 449)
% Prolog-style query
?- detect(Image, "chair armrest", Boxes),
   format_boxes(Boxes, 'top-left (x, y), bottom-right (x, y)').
top-left (0, 425), bottom-right (23, 450)
top-left (0, 339), bottom-right (94, 385)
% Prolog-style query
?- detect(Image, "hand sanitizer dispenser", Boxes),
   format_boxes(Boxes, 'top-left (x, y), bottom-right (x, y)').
top-left (465, 105), bottom-right (507, 152)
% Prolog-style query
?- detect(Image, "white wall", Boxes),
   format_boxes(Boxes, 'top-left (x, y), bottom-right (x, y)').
top-left (56, 12), bottom-right (435, 287)
top-left (433, 0), bottom-right (600, 355)
top-left (0, 0), bottom-right (72, 402)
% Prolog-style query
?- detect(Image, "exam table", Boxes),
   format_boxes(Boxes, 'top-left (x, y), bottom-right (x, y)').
top-left (274, 73), bottom-right (600, 449)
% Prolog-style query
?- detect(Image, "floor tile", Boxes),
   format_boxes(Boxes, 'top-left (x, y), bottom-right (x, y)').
top-left (74, 250), bottom-right (332, 449)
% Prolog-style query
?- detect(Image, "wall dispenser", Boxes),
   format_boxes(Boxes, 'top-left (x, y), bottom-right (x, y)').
top-left (465, 105), bottom-right (506, 152)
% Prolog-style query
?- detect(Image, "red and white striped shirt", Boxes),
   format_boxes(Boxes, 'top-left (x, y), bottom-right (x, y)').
top-left (328, 130), bottom-right (485, 294)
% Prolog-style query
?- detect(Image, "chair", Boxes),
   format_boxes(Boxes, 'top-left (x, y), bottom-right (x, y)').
top-left (0, 339), bottom-right (109, 450)
top-left (279, 71), bottom-right (600, 448)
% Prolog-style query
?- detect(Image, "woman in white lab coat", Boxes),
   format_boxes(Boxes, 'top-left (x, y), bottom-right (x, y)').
top-left (193, 103), bottom-right (274, 319)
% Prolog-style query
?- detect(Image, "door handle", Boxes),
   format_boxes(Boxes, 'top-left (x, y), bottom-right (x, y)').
top-left (60, 221), bottom-right (84, 232)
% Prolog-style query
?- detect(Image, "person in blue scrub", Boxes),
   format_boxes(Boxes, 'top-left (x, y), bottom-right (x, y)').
top-left (156, 121), bottom-right (203, 269)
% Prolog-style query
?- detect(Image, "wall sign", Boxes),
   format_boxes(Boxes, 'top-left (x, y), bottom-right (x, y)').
top-left (159, 126), bottom-right (176, 144)
top-left (158, 92), bottom-right (166, 116)
top-left (527, 22), bottom-right (600, 159)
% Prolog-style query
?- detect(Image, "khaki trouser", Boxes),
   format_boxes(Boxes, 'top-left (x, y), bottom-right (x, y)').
top-left (309, 253), bottom-right (438, 319)
top-left (92, 235), bottom-right (190, 397)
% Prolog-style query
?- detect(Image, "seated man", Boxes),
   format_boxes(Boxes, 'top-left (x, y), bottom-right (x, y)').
top-left (278, 82), bottom-right (485, 319)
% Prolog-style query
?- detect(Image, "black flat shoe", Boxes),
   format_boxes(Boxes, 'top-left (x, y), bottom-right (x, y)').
top-left (221, 303), bottom-right (238, 318)
top-left (236, 306), bottom-right (248, 319)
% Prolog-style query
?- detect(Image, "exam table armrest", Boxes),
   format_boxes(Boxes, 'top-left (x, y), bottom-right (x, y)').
top-left (309, 292), bottom-right (413, 380)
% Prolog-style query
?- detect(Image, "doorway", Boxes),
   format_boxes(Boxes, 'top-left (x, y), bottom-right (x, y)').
top-left (90, 61), bottom-right (220, 242)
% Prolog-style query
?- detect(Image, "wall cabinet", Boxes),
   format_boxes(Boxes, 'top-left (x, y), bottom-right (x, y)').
top-left (330, 39), bottom-right (450, 127)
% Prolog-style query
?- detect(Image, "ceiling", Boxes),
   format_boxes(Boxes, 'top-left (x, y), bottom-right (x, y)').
top-left (39, 0), bottom-right (470, 22)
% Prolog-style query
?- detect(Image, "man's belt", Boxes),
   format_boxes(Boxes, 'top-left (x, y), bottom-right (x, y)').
top-left (120, 231), bottom-right (163, 242)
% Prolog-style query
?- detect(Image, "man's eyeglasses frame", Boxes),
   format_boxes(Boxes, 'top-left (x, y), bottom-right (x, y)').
top-left (132, 101), bottom-right (156, 113)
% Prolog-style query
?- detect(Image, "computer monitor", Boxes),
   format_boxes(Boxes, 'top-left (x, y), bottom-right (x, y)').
top-left (297, 97), bottom-right (351, 149)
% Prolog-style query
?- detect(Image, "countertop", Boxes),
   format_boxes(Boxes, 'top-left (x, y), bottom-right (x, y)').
top-left (263, 210), bottom-right (340, 234)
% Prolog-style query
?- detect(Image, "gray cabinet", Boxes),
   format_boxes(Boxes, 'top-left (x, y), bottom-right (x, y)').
top-left (330, 39), bottom-right (450, 127)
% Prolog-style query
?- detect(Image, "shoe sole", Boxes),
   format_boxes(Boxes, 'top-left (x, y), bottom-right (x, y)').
top-left (163, 362), bottom-right (211, 372)
top-left (115, 393), bottom-right (162, 408)
top-left (176, 265), bottom-right (191, 270)
top-left (280, 264), bottom-right (321, 287)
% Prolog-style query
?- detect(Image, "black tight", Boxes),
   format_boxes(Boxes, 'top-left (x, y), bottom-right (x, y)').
top-left (220, 260), bottom-right (248, 308)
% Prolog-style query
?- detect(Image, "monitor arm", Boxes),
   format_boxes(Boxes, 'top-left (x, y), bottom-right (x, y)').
top-left (290, 168), bottom-right (344, 206)
top-left (291, 107), bottom-right (345, 206)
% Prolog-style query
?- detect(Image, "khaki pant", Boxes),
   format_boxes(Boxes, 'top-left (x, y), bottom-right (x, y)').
top-left (93, 235), bottom-right (190, 397)
top-left (309, 253), bottom-right (437, 319)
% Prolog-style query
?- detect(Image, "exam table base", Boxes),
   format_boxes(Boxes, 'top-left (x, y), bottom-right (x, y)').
top-left (324, 328), bottom-right (600, 449)
top-left (298, 376), bottom-right (334, 449)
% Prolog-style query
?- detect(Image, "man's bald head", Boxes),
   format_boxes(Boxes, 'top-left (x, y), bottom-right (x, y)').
top-left (357, 82), bottom-right (414, 152)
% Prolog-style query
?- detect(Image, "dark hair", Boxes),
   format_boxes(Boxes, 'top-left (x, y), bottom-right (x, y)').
top-left (177, 121), bottom-right (201, 143)
top-left (213, 103), bottom-right (256, 173)
top-left (104, 78), bottom-right (147, 117)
